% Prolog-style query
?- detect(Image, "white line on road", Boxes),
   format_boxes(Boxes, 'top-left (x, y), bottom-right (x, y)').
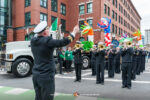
top-left (82, 72), bottom-right (92, 77)
top-left (5, 88), bottom-right (29, 95)
top-left (0, 86), bottom-right (4, 88)
top-left (55, 76), bottom-right (150, 84)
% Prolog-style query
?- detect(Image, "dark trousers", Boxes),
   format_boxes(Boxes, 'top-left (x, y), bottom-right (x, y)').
top-left (108, 59), bottom-right (115, 78)
top-left (58, 60), bottom-right (63, 74)
top-left (141, 57), bottom-right (146, 72)
top-left (115, 61), bottom-right (120, 73)
top-left (66, 60), bottom-right (72, 72)
top-left (96, 63), bottom-right (104, 83)
top-left (105, 60), bottom-right (108, 70)
top-left (121, 63), bottom-right (132, 87)
top-left (136, 59), bottom-right (141, 75)
top-left (74, 63), bottom-right (82, 80)
top-left (32, 75), bottom-right (55, 100)
top-left (131, 60), bottom-right (137, 80)
top-left (91, 61), bottom-right (96, 75)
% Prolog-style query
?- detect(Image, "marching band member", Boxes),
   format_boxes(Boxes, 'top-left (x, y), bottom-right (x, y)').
top-left (108, 44), bottom-right (116, 78)
top-left (90, 45), bottom-right (97, 76)
top-left (114, 47), bottom-right (121, 74)
top-left (73, 41), bottom-right (83, 82)
top-left (95, 42), bottom-right (106, 84)
top-left (121, 40), bottom-right (133, 89)
top-left (136, 44), bottom-right (142, 75)
top-left (131, 43), bottom-right (138, 80)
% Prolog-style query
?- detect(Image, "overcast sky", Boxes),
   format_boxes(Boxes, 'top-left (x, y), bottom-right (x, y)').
top-left (132, 0), bottom-right (150, 35)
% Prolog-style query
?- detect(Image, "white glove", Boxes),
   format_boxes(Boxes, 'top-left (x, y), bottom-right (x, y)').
top-left (71, 25), bottom-right (79, 37)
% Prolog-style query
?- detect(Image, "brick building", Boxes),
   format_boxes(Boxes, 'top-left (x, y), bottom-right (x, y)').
top-left (0, 0), bottom-right (141, 48)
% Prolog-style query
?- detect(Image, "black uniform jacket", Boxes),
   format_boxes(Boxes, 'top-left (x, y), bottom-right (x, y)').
top-left (31, 36), bottom-right (72, 76)
top-left (121, 47), bottom-right (133, 63)
top-left (95, 50), bottom-right (106, 64)
top-left (90, 51), bottom-right (96, 62)
top-left (73, 48), bottom-right (82, 64)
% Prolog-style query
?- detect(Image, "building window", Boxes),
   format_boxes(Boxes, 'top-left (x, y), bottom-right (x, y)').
top-left (121, 17), bottom-right (123, 24)
top-left (119, 27), bottom-right (121, 35)
top-left (108, 7), bottom-right (110, 16)
top-left (25, 0), bottom-right (30, 7)
top-left (104, 4), bottom-right (107, 14)
top-left (79, 5), bottom-right (85, 15)
top-left (112, 0), bottom-right (115, 5)
top-left (61, 19), bottom-right (66, 32)
top-left (51, 16), bottom-right (57, 24)
top-left (112, 10), bottom-right (114, 19)
top-left (115, 12), bottom-right (117, 21)
top-left (25, 12), bottom-right (31, 26)
top-left (119, 16), bottom-right (120, 23)
top-left (115, 0), bottom-right (117, 8)
top-left (51, 0), bottom-right (57, 12)
top-left (87, 3), bottom-right (93, 13)
top-left (87, 19), bottom-right (93, 27)
top-left (40, 13), bottom-right (47, 22)
top-left (112, 24), bottom-right (114, 33)
top-left (40, 0), bottom-right (47, 8)
top-left (61, 3), bottom-right (66, 15)
top-left (119, 4), bottom-right (120, 11)
top-left (115, 25), bottom-right (117, 34)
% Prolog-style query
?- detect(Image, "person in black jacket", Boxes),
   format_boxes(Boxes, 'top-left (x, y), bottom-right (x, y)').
top-left (31, 21), bottom-right (79, 100)
top-left (141, 48), bottom-right (147, 72)
top-left (90, 45), bottom-right (97, 76)
top-left (114, 47), bottom-right (121, 74)
top-left (57, 48), bottom-right (65, 74)
top-left (121, 40), bottom-right (133, 89)
top-left (95, 42), bottom-right (106, 84)
top-left (136, 45), bottom-right (142, 75)
top-left (131, 44), bottom-right (138, 80)
top-left (73, 42), bottom-right (83, 82)
top-left (108, 44), bottom-right (116, 78)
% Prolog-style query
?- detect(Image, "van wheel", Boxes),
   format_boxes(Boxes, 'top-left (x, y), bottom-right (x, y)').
top-left (12, 58), bottom-right (33, 78)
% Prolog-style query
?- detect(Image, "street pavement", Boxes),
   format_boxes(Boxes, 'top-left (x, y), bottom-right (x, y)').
top-left (0, 61), bottom-right (150, 100)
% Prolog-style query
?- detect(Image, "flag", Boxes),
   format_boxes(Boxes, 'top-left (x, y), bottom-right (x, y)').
top-left (50, 18), bottom-right (58, 31)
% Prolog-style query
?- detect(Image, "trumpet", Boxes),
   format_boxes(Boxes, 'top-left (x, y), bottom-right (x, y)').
top-left (98, 44), bottom-right (105, 50)
top-left (126, 41), bottom-right (132, 46)
top-left (74, 44), bottom-right (82, 49)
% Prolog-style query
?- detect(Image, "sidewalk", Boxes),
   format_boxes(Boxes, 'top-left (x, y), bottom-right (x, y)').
top-left (0, 86), bottom-right (114, 100)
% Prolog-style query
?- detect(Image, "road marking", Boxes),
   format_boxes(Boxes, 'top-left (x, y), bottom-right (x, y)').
top-left (5, 88), bottom-right (29, 95)
top-left (144, 72), bottom-right (150, 74)
top-left (75, 96), bottom-right (97, 100)
top-left (55, 75), bottom-right (150, 84)
top-left (0, 86), bottom-right (4, 88)
top-left (82, 72), bottom-right (92, 77)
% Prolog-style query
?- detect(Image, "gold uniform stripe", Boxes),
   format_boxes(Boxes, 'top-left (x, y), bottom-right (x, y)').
top-left (67, 36), bottom-right (73, 42)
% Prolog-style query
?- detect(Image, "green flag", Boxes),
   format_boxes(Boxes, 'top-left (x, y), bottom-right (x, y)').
top-left (50, 18), bottom-right (58, 31)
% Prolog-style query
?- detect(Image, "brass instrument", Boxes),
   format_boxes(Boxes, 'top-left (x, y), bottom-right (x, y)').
top-left (126, 41), bottom-right (132, 46)
top-left (74, 44), bottom-right (82, 49)
top-left (98, 44), bottom-right (105, 50)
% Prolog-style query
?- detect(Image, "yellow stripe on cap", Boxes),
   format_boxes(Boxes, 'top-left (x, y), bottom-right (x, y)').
top-left (68, 36), bottom-right (73, 42)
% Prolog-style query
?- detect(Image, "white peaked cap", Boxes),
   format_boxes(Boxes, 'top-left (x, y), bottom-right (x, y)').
top-left (33, 21), bottom-right (48, 34)
top-left (98, 42), bottom-right (104, 45)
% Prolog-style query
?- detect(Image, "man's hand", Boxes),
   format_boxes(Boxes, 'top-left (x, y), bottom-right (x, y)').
top-left (71, 25), bottom-right (80, 37)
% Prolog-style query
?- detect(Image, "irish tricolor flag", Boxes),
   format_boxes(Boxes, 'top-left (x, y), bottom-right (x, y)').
top-left (50, 18), bottom-right (58, 32)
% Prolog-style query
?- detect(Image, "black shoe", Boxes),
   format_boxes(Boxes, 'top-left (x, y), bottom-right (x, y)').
top-left (122, 85), bottom-right (126, 88)
top-left (74, 80), bottom-right (78, 82)
top-left (78, 80), bottom-right (81, 82)
top-left (101, 82), bottom-right (104, 85)
top-left (127, 86), bottom-right (131, 89)
top-left (96, 82), bottom-right (101, 84)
